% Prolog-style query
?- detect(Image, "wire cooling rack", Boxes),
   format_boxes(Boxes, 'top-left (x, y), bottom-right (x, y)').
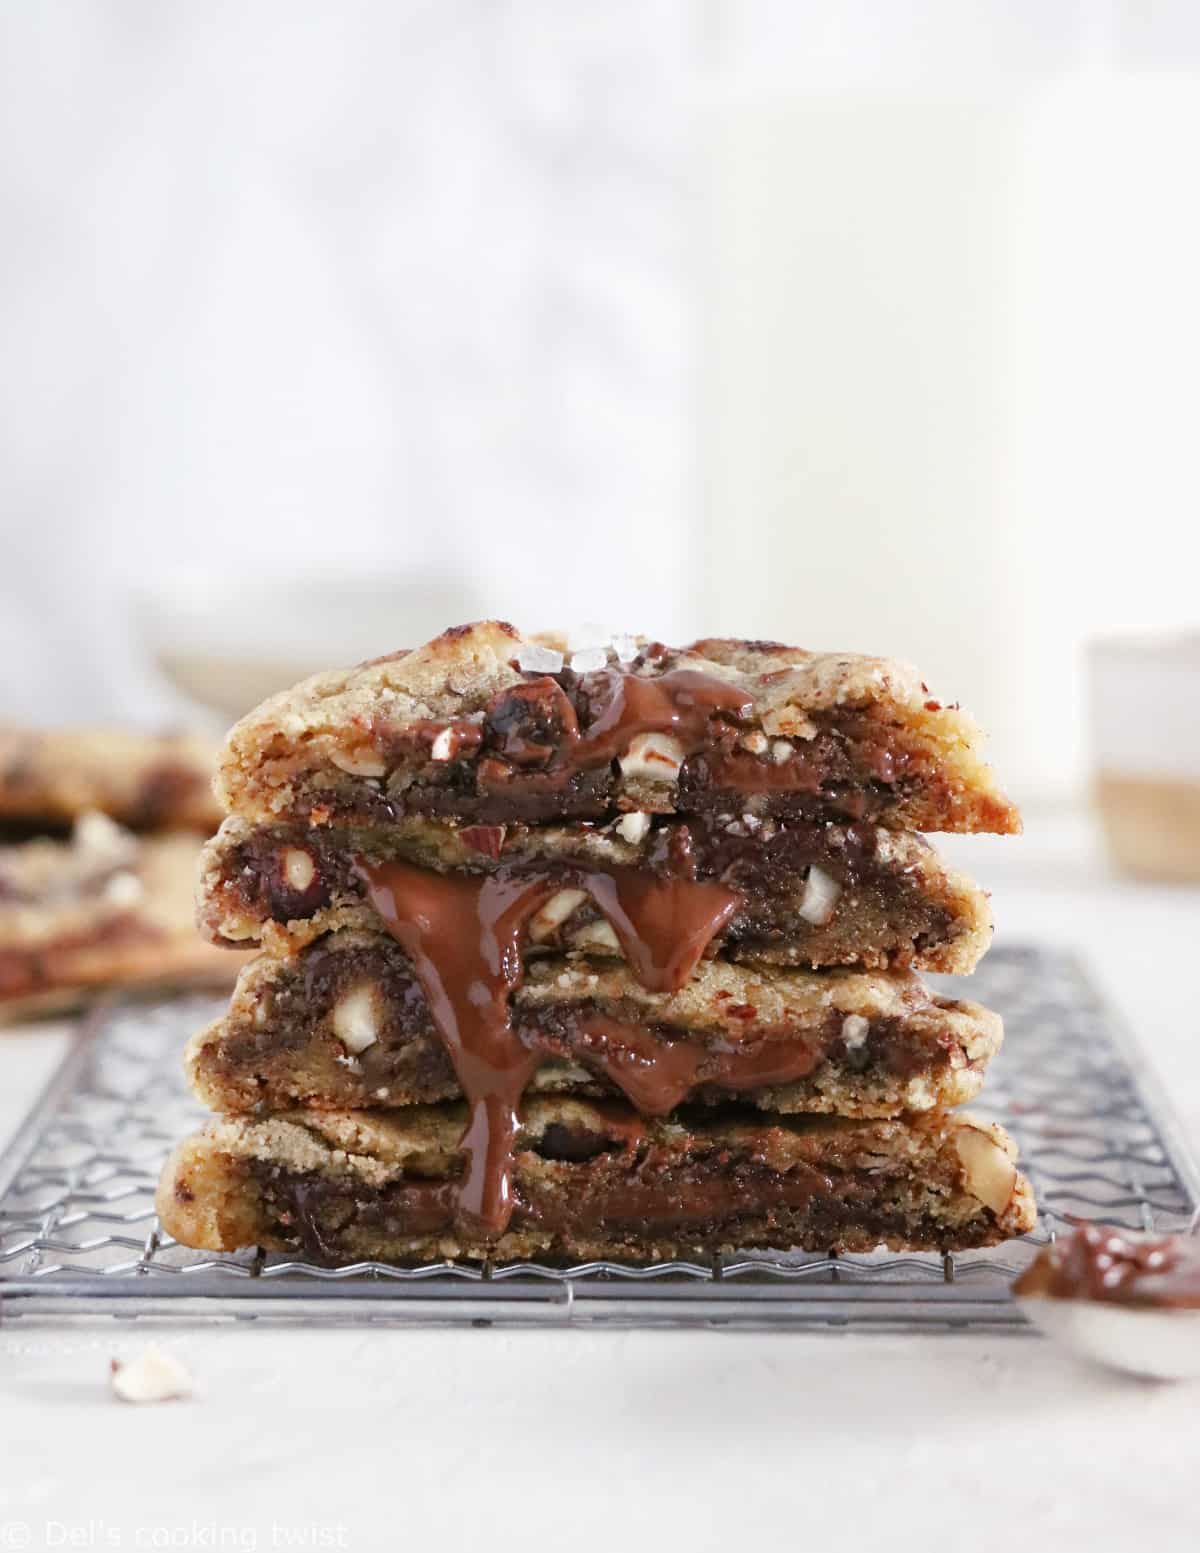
top-left (0, 945), bottom-right (1196, 1330)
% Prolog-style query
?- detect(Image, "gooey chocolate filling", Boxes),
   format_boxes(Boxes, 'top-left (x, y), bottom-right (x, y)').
top-left (248, 1143), bottom-right (836, 1262)
top-left (354, 855), bottom-right (742, 1240)
top-left (243, 1133), bottom-right (1002, 1262)
top-left (222, 851), bottom-right (961, 1245)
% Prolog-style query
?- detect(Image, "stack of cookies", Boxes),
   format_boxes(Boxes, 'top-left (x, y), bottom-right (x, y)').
top-left (0, 728), bottom-right (238, 1020)
top-left (157, 622), bottom-right (1035, 1263)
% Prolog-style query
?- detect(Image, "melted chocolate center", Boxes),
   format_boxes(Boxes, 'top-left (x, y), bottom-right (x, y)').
top-left (357, 855), bottom-right (742, 1239)
top-left (476, 667), bottom-right (754, 786)
top-left (536, 1012), bottom-right (822, 1117)
top-left (267, 1148), bottom-right (831, 1258)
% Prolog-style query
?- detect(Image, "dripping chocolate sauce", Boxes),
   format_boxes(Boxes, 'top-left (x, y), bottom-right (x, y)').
top-left (353, 665), bottom-right (768, 1240)
top-left (357, 854), bottom-right (742, 1240)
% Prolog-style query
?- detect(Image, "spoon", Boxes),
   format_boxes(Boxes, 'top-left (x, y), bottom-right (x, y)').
top-left (1014, 1217), bottom-right (1200, 1381)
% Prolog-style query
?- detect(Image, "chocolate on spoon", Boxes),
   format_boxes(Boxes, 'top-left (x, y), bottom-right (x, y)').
top-left (1014, 1221), bottom-right (1200, 1380)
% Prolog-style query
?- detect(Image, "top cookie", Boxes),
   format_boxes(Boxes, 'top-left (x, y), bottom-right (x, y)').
top-left (0, 727), bottom-right (221, 834)
top-left (215, 622), bottom-right (1020, 835)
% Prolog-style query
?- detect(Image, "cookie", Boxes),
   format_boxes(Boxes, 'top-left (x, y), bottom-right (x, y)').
top-left (0, 812), bottom-right (244, 1020)
top-left (185, 929), bottom-right (1001, 1119)
top-left (0, 726), bottom-right (221, 833)
top-left (156, 1099), bottom-right (1036, 1263)
top-left (198, 811), bottom-right (992, 974)
top-left (214, 622), bottom-right (1020, 834)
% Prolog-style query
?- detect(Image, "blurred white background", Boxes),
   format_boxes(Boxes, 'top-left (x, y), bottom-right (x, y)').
top-left (2, 1), bottom-right (1198, 806)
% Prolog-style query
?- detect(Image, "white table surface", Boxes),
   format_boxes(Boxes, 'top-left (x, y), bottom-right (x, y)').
top-left (2, 807), bottom-right (1199, 1553)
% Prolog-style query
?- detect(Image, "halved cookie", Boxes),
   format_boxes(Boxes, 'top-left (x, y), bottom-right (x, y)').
top-left (185, 930), bottom-right (1002, 1119)
top-left (215, 622), bottom-right (1020, 834)
top-left (198, 811), bottom-right (991, 974)
top-left (157, 1099), bottom-right (1036, 1263)
top-left (0, 726), bottom-right (220, 833)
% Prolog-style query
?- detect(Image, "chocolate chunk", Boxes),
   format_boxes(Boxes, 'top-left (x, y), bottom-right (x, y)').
top-left (483, 678), bottom-right (580, 769)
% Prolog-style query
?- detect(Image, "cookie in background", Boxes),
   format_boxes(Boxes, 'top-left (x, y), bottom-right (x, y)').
top-left (0, 727), bottom-right (222, 835)
top-left (0, 727), bottom-right (245, 1022)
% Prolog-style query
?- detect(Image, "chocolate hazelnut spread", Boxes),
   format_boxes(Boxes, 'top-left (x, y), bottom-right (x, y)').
top-left (1014, 1222), bottom-right (1200, 1308)
top-left (356, 854), bottom-right (742, 1238)
top-left (517, 1158), bottom-right (829, 1237)
top-left (259, 1145), bottom-right (832, 1262)
top-left (526, 1011), bottom-right (822, 1116)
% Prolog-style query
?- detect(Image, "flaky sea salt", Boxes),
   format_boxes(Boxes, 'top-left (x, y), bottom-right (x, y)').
top-left (570, 647), bottom-right (608, 673)
top-left (516, 644), bottom-right (564, 674)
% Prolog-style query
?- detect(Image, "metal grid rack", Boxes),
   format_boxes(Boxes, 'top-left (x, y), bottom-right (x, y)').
top-left (1, 945), bottom-right (1196, 1329)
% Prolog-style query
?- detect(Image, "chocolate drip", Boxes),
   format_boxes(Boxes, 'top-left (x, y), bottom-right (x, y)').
top-left (1014, 1223), bottom-right (1200, 1309)
top-left (579, 871), bottom-right (739, 992)
top-left (357, 863), bottom-right (556, 1238)
top-left (537, 1012), bottom-right (821, 1116)
top-left (357, 856), bottom-right (741, 1239)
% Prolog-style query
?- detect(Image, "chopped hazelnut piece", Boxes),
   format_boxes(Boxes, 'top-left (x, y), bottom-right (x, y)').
top-left (529, 889), bottom-right (588, 943)
top-left (331, 983), bottom-right (383, 1054)
top-left (955, 1124), bottom-right (1017, 1216)
top-left (281, 848), bottom-right (315, 892)
top-left (330, 747), bottom-right (387, 778)
top-left (615, 812), bottom-right (651, 844)
top-left (110, 1346), bottom-right (193, 1404)
top-left (571, 919), bottom-right (622, 952)
top-left (799, 865), bottom-right (841, 925)
top-left (619, 733), bottom-right (685, 782)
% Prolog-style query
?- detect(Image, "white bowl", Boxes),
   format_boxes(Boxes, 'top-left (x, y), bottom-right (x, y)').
top-left (133, 572), bottom-right (483, 721)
